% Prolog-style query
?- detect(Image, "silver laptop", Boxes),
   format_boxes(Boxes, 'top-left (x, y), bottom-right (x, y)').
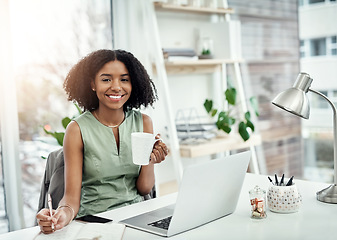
top-left (120, 151), bottom-right (251, 237)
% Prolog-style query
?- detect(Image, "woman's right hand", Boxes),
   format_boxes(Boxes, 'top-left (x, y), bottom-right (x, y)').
top-left (36, 208), bottom-right (56, 234)
top-left (36, 207), bottom-right (72, 234)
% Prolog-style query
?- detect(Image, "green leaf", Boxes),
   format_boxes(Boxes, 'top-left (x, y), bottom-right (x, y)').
top-left (246, 120), bottom-right (255, 132)
top-left (43, 128), bottom-right (64, 146)
top-left (238, 122), bottom-right (250, 141)
top-left (217, 111), bottom-right (227, 121)
top-left (204, 99), bottom-right (213, 113)
top-left (62, 117), bottom-right (71, 129)
top-left (52, 132), bottom-right (64, 146)
top-left (74, 103), bottom-right (83, 115)
top-left (217, 111), bottom-right (235, 126)
top-left (225, 88), bottom-right (236, 105)
top-left (211, 109), bottom-right (217, 117)
top-left (249, 97), bottom-right (259, 116)
top-left (244, 111), bottom-right (251, 121)
top-left (216, 121), bottom-right (231, 133)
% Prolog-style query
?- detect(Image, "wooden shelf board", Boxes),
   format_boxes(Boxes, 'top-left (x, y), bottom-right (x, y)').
top-left (165, 58), bottom-right (244, 66)
top-left (154, 2), bottom-right (234, 14)
top-left (179, 134), bottom-right (262, 158)
top-left (153, 59), bottom-right (244, 75)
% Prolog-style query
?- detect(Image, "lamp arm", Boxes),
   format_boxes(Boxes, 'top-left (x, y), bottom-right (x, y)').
top-left (309, 89), bottom-right (337, 185)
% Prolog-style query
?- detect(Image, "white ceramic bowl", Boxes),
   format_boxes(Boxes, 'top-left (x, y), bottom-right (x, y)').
top-left (267, 184), bottom-right (302, 213)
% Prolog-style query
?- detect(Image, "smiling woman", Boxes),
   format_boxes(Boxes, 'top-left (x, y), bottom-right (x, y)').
top-left (1, 0), bottom-right (113, 232)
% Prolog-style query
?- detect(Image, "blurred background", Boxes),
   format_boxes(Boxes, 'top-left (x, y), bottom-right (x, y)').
top-left (0, 0), bottom-right (336, 233)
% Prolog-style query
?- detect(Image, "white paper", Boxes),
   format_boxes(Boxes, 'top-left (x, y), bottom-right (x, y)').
top-left (34, 222), bottom-right (125, 240)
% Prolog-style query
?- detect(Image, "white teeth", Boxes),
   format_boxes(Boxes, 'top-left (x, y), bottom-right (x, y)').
top-left (109, 95), bottom-right (122, 99)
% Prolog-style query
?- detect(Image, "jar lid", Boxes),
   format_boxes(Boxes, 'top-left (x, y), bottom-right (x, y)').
top-left (249, 185), bottom-right (266, 194)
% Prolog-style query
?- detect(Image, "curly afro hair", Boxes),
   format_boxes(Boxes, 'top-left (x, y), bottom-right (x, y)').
top-left (63, 49), bottom-right (158, 111)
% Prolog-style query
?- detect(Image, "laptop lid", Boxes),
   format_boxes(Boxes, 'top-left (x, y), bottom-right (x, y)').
top-left (120, 151), bottom-right (251, 237)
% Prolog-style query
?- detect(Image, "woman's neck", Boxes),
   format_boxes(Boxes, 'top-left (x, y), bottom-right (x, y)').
top-left (92, 108), bottom-right (125, 128)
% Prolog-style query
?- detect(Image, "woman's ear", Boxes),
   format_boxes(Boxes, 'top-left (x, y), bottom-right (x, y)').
top-left (91, 81), bottom-right (96, 91)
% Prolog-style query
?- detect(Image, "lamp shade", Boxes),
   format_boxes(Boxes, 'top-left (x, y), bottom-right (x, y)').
top-left (272, 73), bottom-right (313, 119)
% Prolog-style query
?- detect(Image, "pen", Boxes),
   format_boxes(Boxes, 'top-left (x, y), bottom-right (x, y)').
top-left (280, 174), bottom-right (285, 186)
top-left (274, 174), bottom-right (279, 186)
top-left (268, 176), bottom-right (274, 185)
top-left (47, 194), bottom-right (54, 230)
top-left (286, 176), bottom-right (294, 186)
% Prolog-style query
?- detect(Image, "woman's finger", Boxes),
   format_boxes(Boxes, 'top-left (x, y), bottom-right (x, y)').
top-left (155, 143), bottom-right (167, 157)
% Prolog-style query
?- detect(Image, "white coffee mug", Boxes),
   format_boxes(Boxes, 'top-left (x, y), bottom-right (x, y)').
top-left (131, 132), bottom-right (161, 165)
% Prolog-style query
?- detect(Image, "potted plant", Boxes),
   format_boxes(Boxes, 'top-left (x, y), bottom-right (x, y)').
top-left (43, 103), bottom-right (82, 146)
top-left (203, 82), bottom-right (259, 141)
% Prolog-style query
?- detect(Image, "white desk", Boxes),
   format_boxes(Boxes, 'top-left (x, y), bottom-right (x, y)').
top-left (2, 173), bottom-right (337, 240)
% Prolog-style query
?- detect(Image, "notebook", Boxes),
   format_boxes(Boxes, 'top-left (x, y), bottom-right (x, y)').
top-left (120, 151), bottom-right (251, 237)
top-left (34, 221), bottom-right (125, 240)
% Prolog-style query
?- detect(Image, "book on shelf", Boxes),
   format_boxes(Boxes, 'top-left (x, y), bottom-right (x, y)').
top-left (166, 55), bottom-right (199, 62)
top-left (34, 221), bottom-right (125, 240)
top-left (162, 47), bottom-right (197, 57)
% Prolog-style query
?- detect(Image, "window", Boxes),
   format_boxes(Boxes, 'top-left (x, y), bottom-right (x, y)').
top-left (330, 36), bottom-right (337, 55)
top-left (300, 40), bottom-right (305, 58)
top-left (333, 90), bottom-right (337, 98)
top-left (0, 144), bottom-right (9, 233)
top-left (1, 0), bottom-right (112, 231)
top-left (309, 0), bottom-right (325, 3)
top-left (300, 36), bottom-right (337, 58)
top-left (300, 0), bottom-right (336, 7)
top-left (310, 38), bottom-right (326, 56)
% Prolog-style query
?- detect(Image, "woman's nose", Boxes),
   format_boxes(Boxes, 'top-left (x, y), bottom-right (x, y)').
top-left (110, 80), bottom-right (121, 91)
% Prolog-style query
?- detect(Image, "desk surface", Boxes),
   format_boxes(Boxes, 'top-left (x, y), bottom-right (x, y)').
top-left (2, 173), bottom-right (337, 240)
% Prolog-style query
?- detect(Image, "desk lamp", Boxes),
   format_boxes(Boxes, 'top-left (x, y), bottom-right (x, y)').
top-left (272, 72), bottom-right (337, 204)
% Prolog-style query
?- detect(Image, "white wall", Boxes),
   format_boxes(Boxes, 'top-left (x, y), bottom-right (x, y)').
top-left (299, 3), bottom-right (337, 39)
top-left (300, 58), bottom-right (337, 90)
top-left (112, 0), bottom-right (243, 190)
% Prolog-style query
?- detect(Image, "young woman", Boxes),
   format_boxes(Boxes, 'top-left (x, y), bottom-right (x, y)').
top-left (36, 49), bottom-right (168, 234)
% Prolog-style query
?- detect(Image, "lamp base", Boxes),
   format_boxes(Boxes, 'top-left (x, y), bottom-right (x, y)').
top-left (316, 184), bottom-right (337, 204)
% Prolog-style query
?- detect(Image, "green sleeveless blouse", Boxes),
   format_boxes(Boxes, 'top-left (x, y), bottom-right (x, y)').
top-left (74, 110), bottom-right (144, 217)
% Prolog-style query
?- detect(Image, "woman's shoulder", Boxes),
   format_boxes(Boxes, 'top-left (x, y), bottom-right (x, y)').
top-left (125, 109), bottom-right (142, 120)
top-left (126, 110), bottom-right (152, 122)
top-left (73, 111), bottom-right (93, 123)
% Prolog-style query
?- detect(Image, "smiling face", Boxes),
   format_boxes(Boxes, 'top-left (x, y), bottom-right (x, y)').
top-left (91, 60), bottom-right (132, 111)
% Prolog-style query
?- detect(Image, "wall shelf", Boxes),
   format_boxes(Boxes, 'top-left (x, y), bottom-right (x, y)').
top-left (154, 2), bottom-right (234, 15)
top-left (179, 134), bottom-right (262, 158)
top-left (148, 0), bottom-right (262, 179)
top-left (153, 58), bottom-right (244, 74)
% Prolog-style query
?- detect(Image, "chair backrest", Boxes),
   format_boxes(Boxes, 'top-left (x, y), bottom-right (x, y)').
top-left (38, 148), bottom-right (64, 212)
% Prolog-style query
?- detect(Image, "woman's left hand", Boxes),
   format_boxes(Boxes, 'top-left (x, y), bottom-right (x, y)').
top-left (149, 134), bottom-right (169, 164)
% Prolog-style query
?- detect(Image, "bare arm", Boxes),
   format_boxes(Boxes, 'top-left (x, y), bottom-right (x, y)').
top-left (36, 120), bottom-right (83, 233)
top-left (53, 120), bottom-right (84, 229)
top-left (136, 114), bottom-right (168, 195)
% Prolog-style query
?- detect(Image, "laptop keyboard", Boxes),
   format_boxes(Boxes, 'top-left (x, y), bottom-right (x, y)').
top-left (148, 216), bottom-right (172, 230)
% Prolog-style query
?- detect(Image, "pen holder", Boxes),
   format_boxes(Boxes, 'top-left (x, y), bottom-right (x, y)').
top-left (267, 183), bottom-right (302, 213)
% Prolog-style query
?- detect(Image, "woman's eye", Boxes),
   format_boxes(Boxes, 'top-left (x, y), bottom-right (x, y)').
top-left (102, 78), bottom-right (110, 82)
top-left (121, 78), bottom-right (129, 82)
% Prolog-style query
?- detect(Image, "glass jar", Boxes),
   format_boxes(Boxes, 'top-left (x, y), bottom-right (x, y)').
top-left (249, 185), bottom-right (267, 219)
